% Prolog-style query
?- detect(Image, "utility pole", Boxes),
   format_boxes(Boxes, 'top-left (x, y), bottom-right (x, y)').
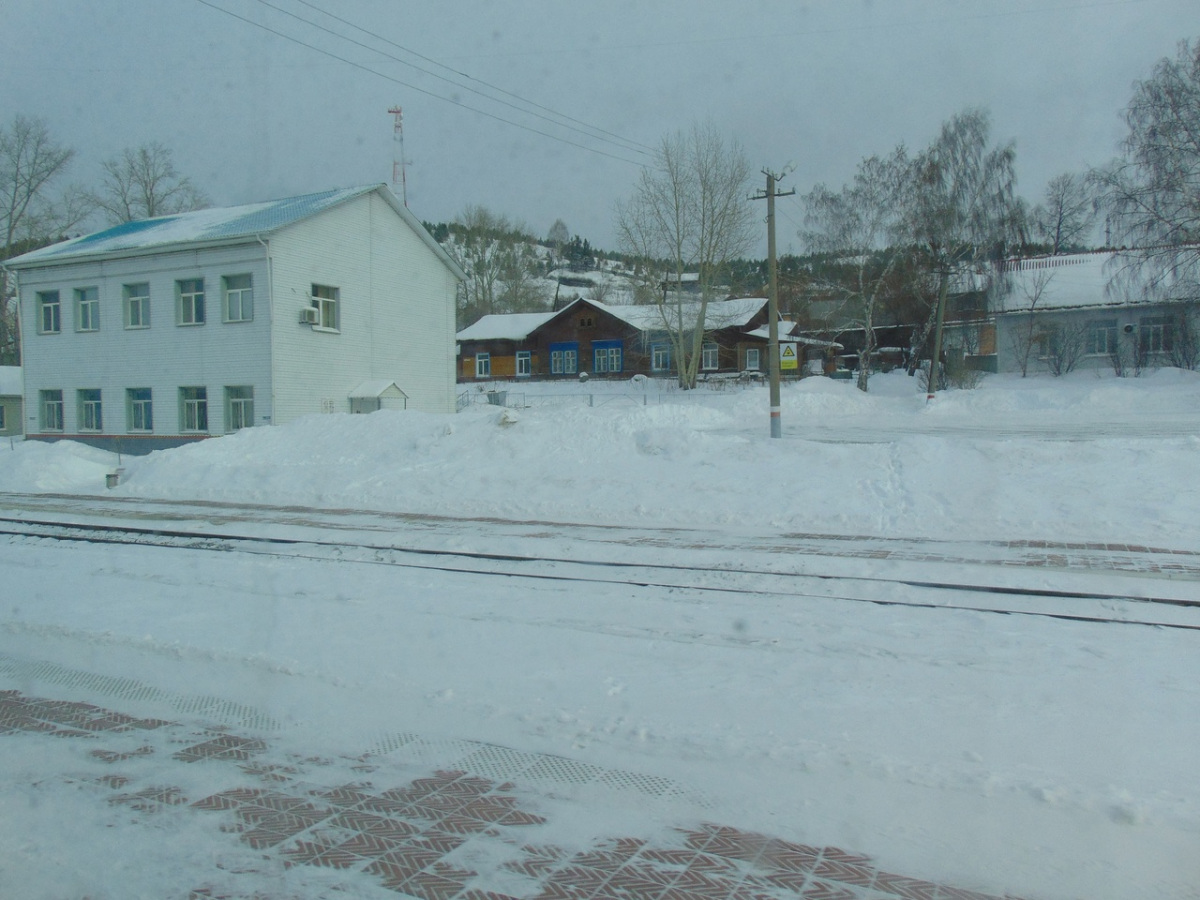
top-left (753, 169), bottom-right (795, 438)
top-left (389, 106), bottom-right (408, 207)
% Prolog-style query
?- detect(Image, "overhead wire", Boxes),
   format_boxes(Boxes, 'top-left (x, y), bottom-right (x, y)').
top-left (193, 0), bottom-right (648, 167)
top-left (284, 0), bottom-right (655, 157)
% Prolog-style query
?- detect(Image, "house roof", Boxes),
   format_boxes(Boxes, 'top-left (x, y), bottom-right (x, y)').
top-left (457, 311), bottom-right (558, 342)
top-left (0, 366), bottom-right (21, 396)
top-left (349, 380), bottom-right (407, 399)
top-left (3, 185), bottom-right (465, 280)
top-left (990, 250), bottom-right (1178, 314)
top-left (587, 296), bottom-right (770, 333)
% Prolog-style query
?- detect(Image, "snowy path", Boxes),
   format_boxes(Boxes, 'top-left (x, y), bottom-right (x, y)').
top-left (3, 493), bottom-right (1199, 899)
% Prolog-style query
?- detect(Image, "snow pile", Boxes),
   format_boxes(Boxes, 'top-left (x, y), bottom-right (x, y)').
top-left (3, 370), bottom-right (1198, 545)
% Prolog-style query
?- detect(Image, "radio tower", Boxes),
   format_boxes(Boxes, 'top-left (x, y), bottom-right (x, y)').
top-left (388, 106), bottom-right (408, 207)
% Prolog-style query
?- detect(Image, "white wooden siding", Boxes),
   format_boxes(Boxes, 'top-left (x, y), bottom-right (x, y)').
top-left (17, 245), bottom-right (273, 436)
top-left (269, 191), bottom-right (457, 419)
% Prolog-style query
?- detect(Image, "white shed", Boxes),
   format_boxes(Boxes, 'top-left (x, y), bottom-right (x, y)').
top-left (3, 185), bottom-right (464, 452)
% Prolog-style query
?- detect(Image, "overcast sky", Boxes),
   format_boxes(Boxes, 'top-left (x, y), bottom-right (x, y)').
top-left (5, 0), bottom-right (1196, 253)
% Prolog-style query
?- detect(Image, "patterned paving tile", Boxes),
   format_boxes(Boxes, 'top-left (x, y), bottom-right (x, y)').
top-left (1, 690), bottom-right (1037, 900)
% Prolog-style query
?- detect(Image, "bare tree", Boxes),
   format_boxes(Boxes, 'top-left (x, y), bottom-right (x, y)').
top-left (91, 141), bottom-right (208, 224)
top-left (616, 121), bottom-right (755, 388)
top-left (0, 115), bottom-right (92, 364)
top-left (1044, 319), bottom-right (1087, 376)
top-left (449, 205), bottom-right (548, 326)
top-left (802, 147), bottom-right (911, 391)
top-left (1002, 269), bottom-right (1055, 377)
top-left (1091, 38), bottom-right (1200, 299)
top-left (902, 108), bottom-right (1023, 396)
top-left (1032, 172), bottom-right (1097, 254)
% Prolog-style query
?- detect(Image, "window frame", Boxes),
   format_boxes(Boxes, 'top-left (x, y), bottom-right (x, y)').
top-left (1139, 316), bottom-right (1174, 354)
top-left (1086, 319), bottom-right (1118, 356)
top-left (701, 341), bottom-right (720, 371)
top-left (126, 387), bottom-right (153, 433)
top-left (180, 386), bottom-right (209, 433)
top-left (311, 284), bottom-right (340, 332)
top-left (516, 350), bottom-right (532, 377)
top-left (592, 340), bottom-right (622, 374)
top-left (77, 388), bottom-right (102, 432)
top-left (124, 283), bottom-right (151, 329)
top-left (550, 343), bottom-right (578, 376)
top-left (651, 343), bottom-right (671, 373)
top-left (37, 290), bottom-right (61, 335)
top-left (40, 389), bottom-right (64, 432)
top-left (745, 347), bottom-right (761, 371)
top-left (75, 286), bottom-right (100, 332)
top-left (222, 274), bottom-right (254, 323)
top-left (0, 405), bottom-right (5, 431)
top-left (475, 352), bottom-right (491, 378)
top-left (226, 385), bottom-right (254, 431)
top-left (177, 278), bottom-right (206, 326)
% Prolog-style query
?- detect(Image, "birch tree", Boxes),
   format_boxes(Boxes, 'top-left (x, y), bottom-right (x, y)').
top-left (1092, 37), bottom-right (1200, 300)
top-left (801, 147), bottom-right (911, 391)
top-left (1, 115), bottom-right (91, 364)
top-left (90, 142), bottom-right (208, 224)
top-left (902, 109), bottom-right (1023, 395)
top-left (616, 122), bottom-right (755, 388)
top-left (1032, 172), bottom-right (1096, 254)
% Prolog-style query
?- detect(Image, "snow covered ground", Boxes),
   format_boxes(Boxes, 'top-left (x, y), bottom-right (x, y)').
top-left (1, 370), bottom-right (1198, 899)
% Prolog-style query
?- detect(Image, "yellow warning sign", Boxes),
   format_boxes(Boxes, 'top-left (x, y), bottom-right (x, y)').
top-left (780, 342), bottom-right (798, 370)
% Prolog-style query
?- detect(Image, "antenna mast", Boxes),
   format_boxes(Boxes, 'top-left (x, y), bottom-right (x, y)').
top-left (388, 106), bottom-right (408, 207)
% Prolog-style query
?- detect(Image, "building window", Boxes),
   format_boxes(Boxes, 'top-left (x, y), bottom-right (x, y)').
top-left (1086, 319), bottom-right (1118, 356)
top-left (124, 283), bottom-right (150, 329)
top-left (40, 389), bottom-right (64, 431)
top-left (226, 386), bottom-right (254, 431)
top-left (593, 341), bottom-right (622, 374)
top-left (180, 387), bottom-right (208, 432)
top-left (37, 291), bottom-right (61, 334)
top-left (745, 347), bottom-right (761, 371)
top-left (127, 388), bottom-right (153, 432)
top-left (475, 353), bottom-right (491, 378)
top-left (75, 287), bottom-right (100, 332)
top-left (702, 342), bottom-right (719, 371)
top-left (311, 284), bottom-right (339, 331)
top-left (580, 315), bottom-right (594, 328)
top-left (223, 274), bottom-right (253, 322)
top-left (78, 389), bottom-right (102, 432)
top-left (550, 342), bottom-right (578, 375)
top-left (651, 343), bottom-right (671, 372)
top-left (516, 350), bottom-right (531, 377)
top-left (0, 406), bottom-right (5, 430)
top-left (177, 278), bottom-right (205, 325)
top-left (1139, 316), bottom-right (1174, 354)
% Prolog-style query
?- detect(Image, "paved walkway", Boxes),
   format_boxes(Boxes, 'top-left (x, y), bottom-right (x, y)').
top-left (2, 689), bottom-right (1025, 900)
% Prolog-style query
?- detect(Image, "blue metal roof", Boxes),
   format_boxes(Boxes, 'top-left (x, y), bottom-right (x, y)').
top-left (5, 185), bottom-right (378, 266)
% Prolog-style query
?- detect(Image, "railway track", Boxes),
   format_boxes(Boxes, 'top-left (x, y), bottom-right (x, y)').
top-left (3, 511), bottom-right (1198, 633)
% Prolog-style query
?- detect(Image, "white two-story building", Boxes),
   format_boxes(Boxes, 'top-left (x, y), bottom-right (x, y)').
top-left (3, 184), bottom-right (464, 452)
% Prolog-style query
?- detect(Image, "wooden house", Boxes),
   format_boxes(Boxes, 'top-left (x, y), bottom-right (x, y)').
top-left (456, 296), bottom-right (775, 381)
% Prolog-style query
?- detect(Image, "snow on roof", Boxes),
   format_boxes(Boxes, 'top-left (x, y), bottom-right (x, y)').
top-left (592, 296), bottom-right (769, 332)
top-left (3, 186), bottom-right (466, 278)
top-left (991, 251), bottom-right (1173, 313)
top-left (457, 311), bottom-right (558, 342)
top-left (6, 186), bottom-right (375, 266)
top-left (348, 380), bottom-right (407, 399)
top-left (0, 366), bottom-right (21, 396)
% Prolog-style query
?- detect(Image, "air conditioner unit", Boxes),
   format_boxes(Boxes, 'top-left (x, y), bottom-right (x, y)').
top-left (300, 307), bottom-right (318, 325)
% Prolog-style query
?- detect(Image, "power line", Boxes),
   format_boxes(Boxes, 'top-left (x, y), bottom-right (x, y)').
top-left (192, 0), bottom-right (647, 167)
top-left (284, 0), bottom-right (655, 157)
